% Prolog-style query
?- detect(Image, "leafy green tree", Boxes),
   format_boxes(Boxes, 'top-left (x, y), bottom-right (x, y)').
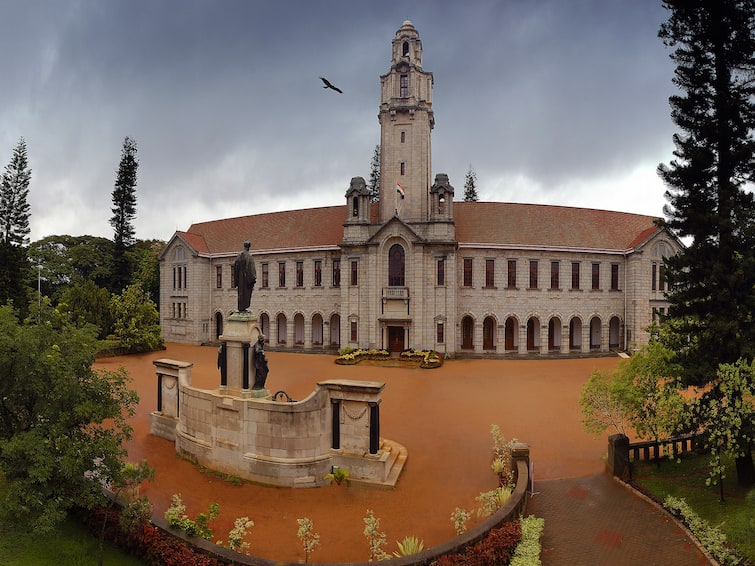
top-left (0, 137), bottom-right (31, 247)
top-left (580, 343), bottom-right (688, 450)
top-left (657, 0), bottom-right (755, 387)
top-left (110, 282), bottom-right (163, 352)
top-left (463, 165), bottom-right (478, 202)
top-left (690, 360), bottom-right (755, 497)
top-left (0, 303), bottom-right (138, 533)
top-left (657, 0), bottom-right (755, 486)
top-left (28, 235), bottom-right (114, 301)
top-left (127, 238), bottom-right (163, 303)
top-left (59, 279), bottom-right (113, 339)
top-left (98, 459), bottom-right (154, 566)
top-left (110, 137), bottom-right (138, 293)
top-left (367, 144), bottom-right (380, 203)
top-left (580, 368), bottom-right (633, 437)
top-left (0, 241), bottom-right (28, 315)
top-left (614, 342), bottom-right (688, 445)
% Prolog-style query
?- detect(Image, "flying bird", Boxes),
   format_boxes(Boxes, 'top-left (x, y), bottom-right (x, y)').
top-left (319, 76), bottom-right (343, 94)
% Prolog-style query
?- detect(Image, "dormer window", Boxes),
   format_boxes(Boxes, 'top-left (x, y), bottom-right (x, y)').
top-left (402, 41), bottom-right (409, 57)
top-left (400, 74), bottom-right (409, 97)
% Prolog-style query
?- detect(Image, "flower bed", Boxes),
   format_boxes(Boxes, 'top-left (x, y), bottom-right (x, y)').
top-left (335, 348), bottom-right (391, 365)
top-left (335, 348), bottom-right (444, 369)
top-left (401, 349), bottom-right (444, 369)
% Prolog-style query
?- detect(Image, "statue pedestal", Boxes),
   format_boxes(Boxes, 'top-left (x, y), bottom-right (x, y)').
top-left (218, 312), bottom-right (266, 397)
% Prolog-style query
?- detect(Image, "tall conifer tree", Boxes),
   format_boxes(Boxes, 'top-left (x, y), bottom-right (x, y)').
top-left (0, 138), bottom-right (32, 313)
top-left (367, 144), bottom-right (380, 202)
top-left (109, 137), bottom-right (138, 293)
top-left (463, 165), bottom-right (478, 202)
top-left (0, 137), bottom-right (31, 247)
top-left (658, 0), bottom-right (755, 485)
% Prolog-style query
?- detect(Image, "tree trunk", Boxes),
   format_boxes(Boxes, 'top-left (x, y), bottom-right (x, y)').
top-left (735, 446), bottom-right (755, 487)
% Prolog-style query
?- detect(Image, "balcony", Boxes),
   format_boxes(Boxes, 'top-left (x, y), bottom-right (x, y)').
top-left (382, 286), bottom-right (409, 300)
top-left (382, 287), bottom-right (409, 317)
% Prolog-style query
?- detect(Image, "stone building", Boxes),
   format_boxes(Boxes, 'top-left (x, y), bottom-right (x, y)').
top-left (159, 20), bottom-right (679, 356)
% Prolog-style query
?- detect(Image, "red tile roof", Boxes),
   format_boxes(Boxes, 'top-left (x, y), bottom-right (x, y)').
top-left (185, 206), bottom-right (346, 254)
top-left (177, 202), bottom-right (661, 256)
top-left (455, 202), bottom-right (661, 251)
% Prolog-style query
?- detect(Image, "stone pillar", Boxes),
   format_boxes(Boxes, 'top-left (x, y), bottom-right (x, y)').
top-left (518, 324), bottom-right (527, 355)
top-left (582, 322), bottom-right (590, 354)
top-left (607, 434), bottom-right (630, 478)
top-left (560, 324), bottom-right (570, 354)
top-left (150, 358), bottom-right (193, 441)
top-left (539, 324), bottom-right (548, 355)
top-left (219, 312), bottom-right (266, 398)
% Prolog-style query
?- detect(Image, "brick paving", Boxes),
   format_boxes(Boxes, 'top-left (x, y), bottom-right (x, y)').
top-left (100, 345), bottom-right (710, 563)
top-left (528, 474), bottom-right (710, 565)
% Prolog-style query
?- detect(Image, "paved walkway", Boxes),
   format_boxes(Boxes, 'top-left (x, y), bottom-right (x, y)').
top-left (527, 474), bottom-right (709, 566)
top-left (99, 345), bottom-right (710, 564)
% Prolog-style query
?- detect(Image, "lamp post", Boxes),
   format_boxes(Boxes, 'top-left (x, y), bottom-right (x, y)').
top-left (37, 263), bottom-right (42, 321)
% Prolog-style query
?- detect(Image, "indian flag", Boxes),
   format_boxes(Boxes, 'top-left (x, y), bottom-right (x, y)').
top-left (396, 182), bottom-right (406, 199)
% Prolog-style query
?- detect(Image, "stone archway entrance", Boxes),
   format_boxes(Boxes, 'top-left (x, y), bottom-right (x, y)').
top-left (387, 326), bottom-right (405, 352)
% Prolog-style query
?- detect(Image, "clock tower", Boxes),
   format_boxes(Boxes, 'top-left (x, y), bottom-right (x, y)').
top-left (378, 20), bottom-right (435, 224)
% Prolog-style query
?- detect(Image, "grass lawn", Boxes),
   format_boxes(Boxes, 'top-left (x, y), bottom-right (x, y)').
top-left (631, 452), bottom-right (755, 563)
top-left (0, 514), bottom-right (143, 566)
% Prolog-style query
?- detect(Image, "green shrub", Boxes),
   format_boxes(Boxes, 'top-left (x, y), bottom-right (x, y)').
top-left (510, 515), bottom-right (544, 566)
top-left (664, 495), bottom-right (742, 566)
top-left (394, 535), bottom-right (425, 557)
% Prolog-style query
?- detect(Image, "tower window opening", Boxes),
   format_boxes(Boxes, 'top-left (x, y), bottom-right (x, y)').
top-left (401, 131), bottom-right (406, 143)
top-left (400, 74), bottom-right (409, 97)
top-left (400, 161), bottom-right (406, 176)
top-left (402, 41), bottom-right (409, 57)
top-left (352, 196), bottom-right (359, 217)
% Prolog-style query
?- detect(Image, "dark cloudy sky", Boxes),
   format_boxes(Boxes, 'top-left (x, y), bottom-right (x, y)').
top-left (1, 0), bottom-right (678, 243)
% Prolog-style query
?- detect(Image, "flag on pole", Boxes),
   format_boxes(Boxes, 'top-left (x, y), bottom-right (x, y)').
top-left (396, 182), bottom-right (406, 199)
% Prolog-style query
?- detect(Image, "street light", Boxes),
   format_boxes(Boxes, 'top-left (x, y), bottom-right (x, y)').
top-left (37, 263), bottom-right (42, 321)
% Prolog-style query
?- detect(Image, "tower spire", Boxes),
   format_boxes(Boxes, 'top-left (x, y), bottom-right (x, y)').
top-left (377, 21), bottom-right (434, 224)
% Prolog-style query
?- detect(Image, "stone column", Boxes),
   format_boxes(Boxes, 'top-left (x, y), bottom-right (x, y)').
top-left (560, 324), bottom-right (570, 354)
top-left (218, 312), bottom-right (266, 398)
top-left (539, 323), bottom-right (548, 355)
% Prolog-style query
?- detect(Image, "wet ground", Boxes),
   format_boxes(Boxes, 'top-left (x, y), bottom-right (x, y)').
top-left (95, 345), bottom-right (623, 563)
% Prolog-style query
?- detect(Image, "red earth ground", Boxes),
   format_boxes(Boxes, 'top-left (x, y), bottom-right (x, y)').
top-left (95, 344), bottom-right (620, 564)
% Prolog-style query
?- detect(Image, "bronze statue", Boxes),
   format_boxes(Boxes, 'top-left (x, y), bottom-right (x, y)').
top-left (233, 240), bottom-right (256, 312)
top-left (253, 334), bottom-right (269, 390)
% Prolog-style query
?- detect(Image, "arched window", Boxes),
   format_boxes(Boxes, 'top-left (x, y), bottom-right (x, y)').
top-left (312, 314), bottom-right (323, 346)
top-left (483, 316), bottom-right (496, 350)
top-left (330, 314), bottom-right (340, 347)
top-left (260, 313), bottom-right (270, 342)
top-left (590, 317), bottom-right (601, 350)
top-left (352, 196), bottom-right (359, 217)
top-left (277, 313), bottom-right (287, 345)
top-left (388, 244), bottom-right (405, 286)
top-left (402, 41), bottom-right (409, 57)
top-left (548, 317), bottom-right (562, 351)
top-left (569, 317), bottom-right (582, 350)
top-left (294, 313), bottom-right (305, 345)
top-left (461, 316), bottom-right (474, 349)
top-left (505, 317), bottom-right (518, 351)
top-left (609, 316), bottom-right (621, 349)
